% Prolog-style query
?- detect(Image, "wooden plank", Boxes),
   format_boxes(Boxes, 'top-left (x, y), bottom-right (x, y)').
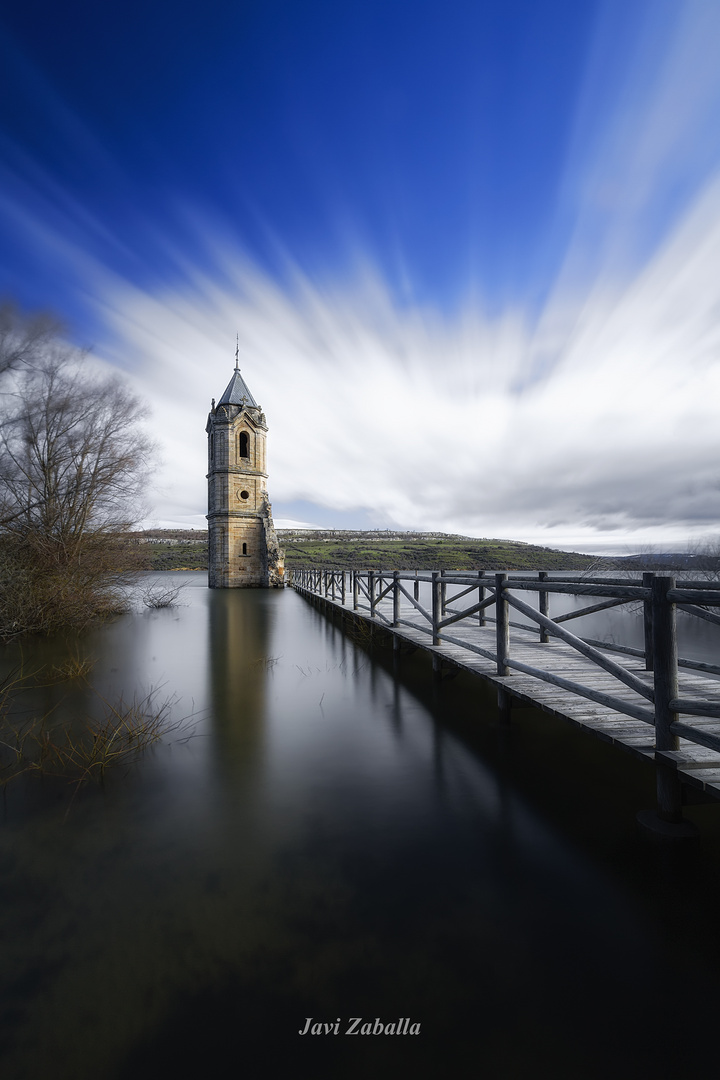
top-left (505, 592), bottom-right (655, 700)
top-left (677, 769), bottom-right (720, 792)
top-left (506, 657), bottom-right (654, 723)
top-left (657, 752), bottom-right (720, 770)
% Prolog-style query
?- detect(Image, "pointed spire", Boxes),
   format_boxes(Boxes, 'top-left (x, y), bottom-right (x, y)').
top-left (218, 338), bottom-right (258, 408)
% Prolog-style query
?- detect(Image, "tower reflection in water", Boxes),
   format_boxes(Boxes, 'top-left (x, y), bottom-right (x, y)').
top-left (205, 586), bottom-right (277, 805)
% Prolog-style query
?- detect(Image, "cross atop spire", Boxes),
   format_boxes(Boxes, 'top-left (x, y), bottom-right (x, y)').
top-left (235, 333), bottom-right (240, 371)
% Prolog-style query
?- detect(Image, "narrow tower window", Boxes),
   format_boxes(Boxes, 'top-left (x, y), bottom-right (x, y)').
top-left (242, 543), bottom-right (247, 555)
top-left (238, 431), bottom-right (249, 458)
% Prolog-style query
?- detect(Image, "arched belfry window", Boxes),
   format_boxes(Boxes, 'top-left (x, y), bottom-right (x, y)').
top-left (238, 431), bottom-right (249, 459)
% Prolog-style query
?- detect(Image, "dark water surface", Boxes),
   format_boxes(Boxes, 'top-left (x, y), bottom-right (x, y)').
top-left (3, 573), bottom-right (720, 1079)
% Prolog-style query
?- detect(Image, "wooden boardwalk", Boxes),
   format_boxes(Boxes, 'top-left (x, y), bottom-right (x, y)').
top-left (293, 568), bottom-right (720, 832)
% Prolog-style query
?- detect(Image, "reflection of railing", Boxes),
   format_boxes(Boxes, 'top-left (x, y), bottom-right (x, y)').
top-left (293, 568), bottom-right (720, 831)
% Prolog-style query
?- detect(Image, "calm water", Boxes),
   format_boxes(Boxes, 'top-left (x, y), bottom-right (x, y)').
top-left (2, 573), bottom-right (720, 1079)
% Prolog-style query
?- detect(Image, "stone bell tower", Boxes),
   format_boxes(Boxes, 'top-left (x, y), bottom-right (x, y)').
top-left (206, 347), bottom-right (284, 588)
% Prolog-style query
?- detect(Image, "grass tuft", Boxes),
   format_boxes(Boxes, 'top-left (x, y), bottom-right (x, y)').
top-left (45, 651), bottom-right (97, 682)
top-left (140, 582), bottom-right (186, 609)
top-left (0, 670), bottom-right (192, 801)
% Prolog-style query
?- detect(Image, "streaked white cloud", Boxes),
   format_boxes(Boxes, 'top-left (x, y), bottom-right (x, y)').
top-left (2, 0), bottom-right (720, 553)
top-left (90, 166), bottom-right (720, 551)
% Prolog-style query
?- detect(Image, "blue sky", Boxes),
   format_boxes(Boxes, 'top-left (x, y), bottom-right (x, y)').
top-left (2, 0), bottom-right (720, 551)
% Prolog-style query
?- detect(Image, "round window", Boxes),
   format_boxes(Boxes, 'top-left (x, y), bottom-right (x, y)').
top-left (240, 490), bottom-right (250, 500)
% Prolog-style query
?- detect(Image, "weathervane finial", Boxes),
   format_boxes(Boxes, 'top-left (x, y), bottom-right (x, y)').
top-left (234, 333), bottom-right (240, 371)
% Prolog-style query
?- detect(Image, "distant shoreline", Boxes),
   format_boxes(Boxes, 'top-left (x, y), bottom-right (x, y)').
top-left (132, 529), bottom-right (712, 573)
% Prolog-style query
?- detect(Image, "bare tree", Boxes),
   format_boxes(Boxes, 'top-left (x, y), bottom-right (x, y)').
top-left (0, 323), bottom-right (155, 637)
top-left (0, 301), bottom-right (61, 379)
top-left (688, 536), bottom-right (720, 580)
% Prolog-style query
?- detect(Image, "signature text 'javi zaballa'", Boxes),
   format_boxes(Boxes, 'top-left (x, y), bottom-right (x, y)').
top-left (299, 1017), bottom-right (420, 1036)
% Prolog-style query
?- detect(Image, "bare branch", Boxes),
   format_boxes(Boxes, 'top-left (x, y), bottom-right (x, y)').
top-left (0, 301), bottom-right (63, 379)
top-left (0, 312), bottom-right (156, 637)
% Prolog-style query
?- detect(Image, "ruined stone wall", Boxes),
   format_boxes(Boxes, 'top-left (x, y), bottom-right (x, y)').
top-left (261, 494), bottom-right (285, 587)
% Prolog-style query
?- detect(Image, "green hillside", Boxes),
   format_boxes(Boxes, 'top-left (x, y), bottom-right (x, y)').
top-left (281, 536), bottom-right (593, 570)
top-left (136, 530), bottom-right (595, 572)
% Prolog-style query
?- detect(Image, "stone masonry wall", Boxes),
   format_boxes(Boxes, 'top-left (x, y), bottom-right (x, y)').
top-left (206, 399), bottom-right (284, 588)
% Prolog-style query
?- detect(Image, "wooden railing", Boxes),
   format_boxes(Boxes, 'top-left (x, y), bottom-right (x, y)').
top-left (293, 568), bottom-right (720, 826)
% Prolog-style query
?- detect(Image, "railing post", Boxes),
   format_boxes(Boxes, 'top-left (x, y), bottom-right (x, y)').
top-left (369, 570), bottom-right (376, 619)
top-left (643, 572), bottom-right (654, 671)
top-left (652, 575), bottom-right (683, 823)
top-left (496, 573), bottom-right (509, 676)
top-left (353, 571), bottom-right (359, 610)
top-left (393, 571), bottom-right (400, 627)
top-left (538, 571), bottom-right (549, 643)
top-left (496, 572), bottom-right (511, 723)
top-left (440, 569), bottom-right (447, 616)
top-left (414, 571), bottom-right (419, 601)
top-left (331, 571), bottom-right (335, 601)
top-left (341, 571), bottom-right (346, 606)
top-left (497, 685), bottom-right (512, 725)
top-left (478, 571), bottom-right (485, 627)
top-left (431, 571), bottom-right (441, 646)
